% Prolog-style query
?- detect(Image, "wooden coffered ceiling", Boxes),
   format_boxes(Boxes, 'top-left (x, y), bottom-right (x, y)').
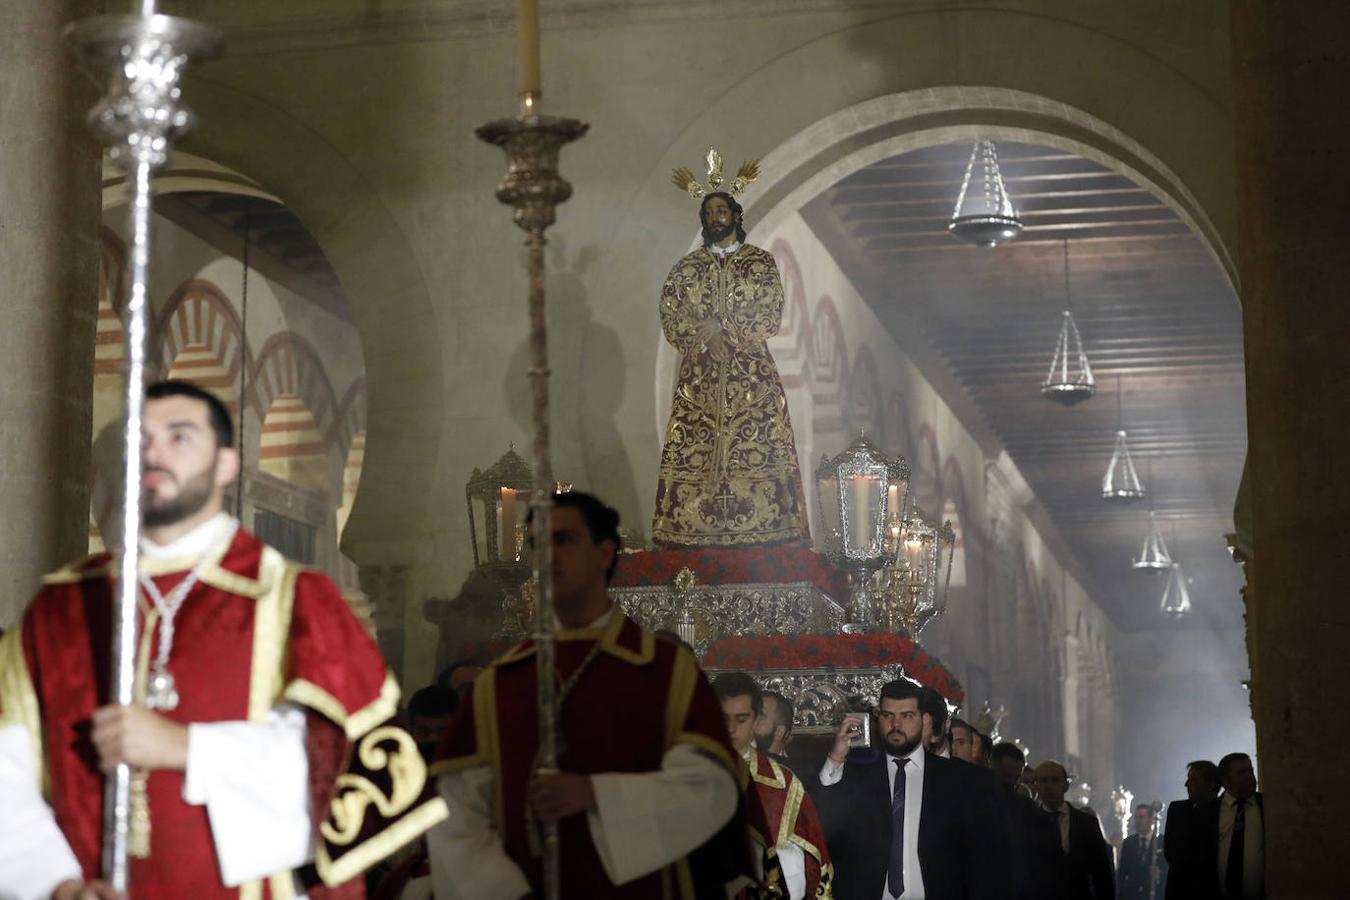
top-left (801, 141), bottom-right (1246, 632)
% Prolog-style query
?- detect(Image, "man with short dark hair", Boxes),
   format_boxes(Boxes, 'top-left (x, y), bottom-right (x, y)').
top-left (949, 717), bottom-right (977, 764)
top-left (971, 729), bottom-right (993, 767)
top-left (713, 673), bottom-right (832, 900)
top-left (1181, 752), bottom-right (1263, 900)
top-left (1118, 804), bottom-right (1165, 899)
top-left (1163, 759), bottom-right (1221, 899)
top-left (0, 380), bottom-right (436, 898)
top-left (1034, 760), bottom-right (1116, 899)
top-left (917, 686), bottom-right (952, 757)
top-left (990, 741), bottom-right (1028, 794)
top-left (812, 679), bottom-right (1008, 900)
top-left (429, 491), bottom-right (749, 898)
top-left (408, 684), bottom-right (459, 761)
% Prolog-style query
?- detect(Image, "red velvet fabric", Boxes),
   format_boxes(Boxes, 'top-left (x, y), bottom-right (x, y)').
top-left (15, 529), bottom-right (390, 898)
top-left (611, 545), bottom-right (850, 598)
top-left (436, 618), bottom-right (740, 898)
top-left (746, 750), bottom-right (832, 899)
top-left (703, 633), bottom-right (965, 704)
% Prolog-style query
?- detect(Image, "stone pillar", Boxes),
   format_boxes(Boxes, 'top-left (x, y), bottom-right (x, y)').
top-left (0, 1), bottom-right (102, 627)
top-left (1232, 3), bottom-right (1350, 897)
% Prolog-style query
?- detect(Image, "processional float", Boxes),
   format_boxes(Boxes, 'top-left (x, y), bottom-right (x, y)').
top-left (64, 0), bottom-right (222, 889)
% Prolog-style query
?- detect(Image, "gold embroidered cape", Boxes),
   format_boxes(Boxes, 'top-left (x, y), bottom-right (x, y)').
top-left (653, 243), bottom-right (810, 547)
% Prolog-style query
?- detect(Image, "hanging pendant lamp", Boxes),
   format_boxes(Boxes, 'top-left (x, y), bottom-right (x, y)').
top-left (1160, 563), bottom-right (1192, 619)
top-left (1102, 376), bottom-right (1145, 501)
top-left (1132, 510), bottom-right (1172, 573)
top-left (949, 139), bottom-right (1023, 247)
top-left (1042, 240), bottom-right (1096, 405)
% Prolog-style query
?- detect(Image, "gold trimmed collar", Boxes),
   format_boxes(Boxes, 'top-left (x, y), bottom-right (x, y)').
top-left (497, 610), bottom-right (655, 667)
top-left (42, 534), bottom-right (272, 600)
top-left (748, 747), bottom-right (788, 790)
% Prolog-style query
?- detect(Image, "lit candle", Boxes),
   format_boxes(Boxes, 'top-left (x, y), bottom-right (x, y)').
top-left (500, 488), bottom-right (518, 558)
top-left (518, 0), bottom-right (541, 104)
top-left (848, 475), bottom-right (879, 551)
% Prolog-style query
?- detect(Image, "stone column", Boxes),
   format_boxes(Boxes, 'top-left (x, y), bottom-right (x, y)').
top-left (0, 1), bottom-right (102, 627)
top-left (1232, 3), bottom-right (1350, 897)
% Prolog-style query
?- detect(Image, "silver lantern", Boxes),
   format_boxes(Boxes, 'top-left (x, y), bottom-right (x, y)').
top-left (816, 433), bottom-right (911, 633)
top-left (877, 503), bottom-right (956, 637)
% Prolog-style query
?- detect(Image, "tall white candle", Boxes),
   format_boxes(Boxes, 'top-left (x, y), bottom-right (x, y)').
top-left (518, 0), bottom-right (541, 96)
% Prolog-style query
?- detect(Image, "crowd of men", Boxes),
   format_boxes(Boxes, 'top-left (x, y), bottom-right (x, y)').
top-left (0, 383), bottom-right (1265, 900)
top-left (378, 488), bottom-right (1265, 900)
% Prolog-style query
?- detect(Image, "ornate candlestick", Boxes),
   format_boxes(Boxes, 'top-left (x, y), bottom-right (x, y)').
top-left (65, 5), bottom-right (221, 890)
top-left (476, 96), bottom-right (587, 900)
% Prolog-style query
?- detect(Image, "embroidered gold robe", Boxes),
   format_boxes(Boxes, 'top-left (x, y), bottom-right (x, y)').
top-left (653, 244), bottom-right (810, 547)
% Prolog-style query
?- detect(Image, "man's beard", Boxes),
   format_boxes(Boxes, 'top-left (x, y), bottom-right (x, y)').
top-left (753, 731), bottom-right (775, 753)
top-left (882, 728), bottom-right (922, 757)
top-left (702, 221), bottom-right (736, 245)
top-left (143, 465), bottom-right (215, 527)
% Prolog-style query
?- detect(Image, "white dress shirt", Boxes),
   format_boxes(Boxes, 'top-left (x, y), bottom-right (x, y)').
top-left (819, 745), bottom-right (927, 900)
top-left (427, 605), bottom-right (740, 899)
top-left (708, 239), bottom-right (742, 258)
top-left (0, 514), bottom-right (315, 899)
top-left (1217, 794), bottom-right (1263, 899)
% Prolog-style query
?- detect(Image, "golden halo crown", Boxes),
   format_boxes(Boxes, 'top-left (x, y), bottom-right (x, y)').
top-left (671, 147), bottom-right (761, 200)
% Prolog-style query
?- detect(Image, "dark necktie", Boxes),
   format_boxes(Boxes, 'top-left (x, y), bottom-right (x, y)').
top-left (888, 757), bottom-right (909, 897)
top-left (1225, 799), bottom-right (1246, 896)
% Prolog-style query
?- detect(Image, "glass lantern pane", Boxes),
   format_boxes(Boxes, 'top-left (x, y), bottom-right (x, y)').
top-left (842, 471), bottom-right (885, 556)
top-left (499, 488), bottom-right (525, 562)
top-left (815, 472), bottom-right (841, 554)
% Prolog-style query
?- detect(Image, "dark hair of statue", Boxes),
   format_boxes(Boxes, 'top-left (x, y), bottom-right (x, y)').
top-left (528, 490), bottom-right (624, 582)
top-left (700, 191), bottom-right (747, 246)
top-left (146, 379), bottom-right (234, 448)
top-left (989, 741), bottom-right (1026, 766)
top-left (711, 671), bottom-right (763, 716)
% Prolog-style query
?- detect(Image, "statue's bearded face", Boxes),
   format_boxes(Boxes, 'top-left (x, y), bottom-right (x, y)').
top-left (701, 195), bottom-right (737, 242)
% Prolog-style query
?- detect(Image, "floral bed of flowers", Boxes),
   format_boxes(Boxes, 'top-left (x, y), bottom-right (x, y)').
top-left (612, 544), bottom-right (849, 598)
top-left (702, 632), bottom-right (964, 704)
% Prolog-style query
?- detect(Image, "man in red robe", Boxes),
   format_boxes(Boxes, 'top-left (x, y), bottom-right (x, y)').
top-left (713, 673), bottom-right (834, 900)
top-left (0, 380), bottom-right (444, 899)
top-left (427, 491), bottom-right (756, 899)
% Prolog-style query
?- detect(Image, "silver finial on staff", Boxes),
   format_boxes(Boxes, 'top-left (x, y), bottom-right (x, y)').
top-left (64, 5), bottom-right (222, 890)
top-left (476, 78), bottom-right (587, 900)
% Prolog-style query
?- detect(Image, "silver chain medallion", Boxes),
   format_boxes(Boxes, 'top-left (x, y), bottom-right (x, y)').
top-left (145, 668), bottom-right (179, 711)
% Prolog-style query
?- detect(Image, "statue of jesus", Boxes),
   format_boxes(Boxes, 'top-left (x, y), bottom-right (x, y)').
top-left (652, 175), bottom-right (810, 548)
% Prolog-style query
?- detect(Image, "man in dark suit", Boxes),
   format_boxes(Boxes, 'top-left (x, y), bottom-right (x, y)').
top-left (1118, 804), bottom-right (1166, 899)
top-left (1182, 752), bottom-right (1264, 900)
top-left (1163, 759), bottom-right (1220, 899)
top-left (810, 679), bottom-right (1009, 900)
top-left (1034, 760), bottom-right (1115, 898)
top-left (990, 742), bottom-right (1062, 900)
